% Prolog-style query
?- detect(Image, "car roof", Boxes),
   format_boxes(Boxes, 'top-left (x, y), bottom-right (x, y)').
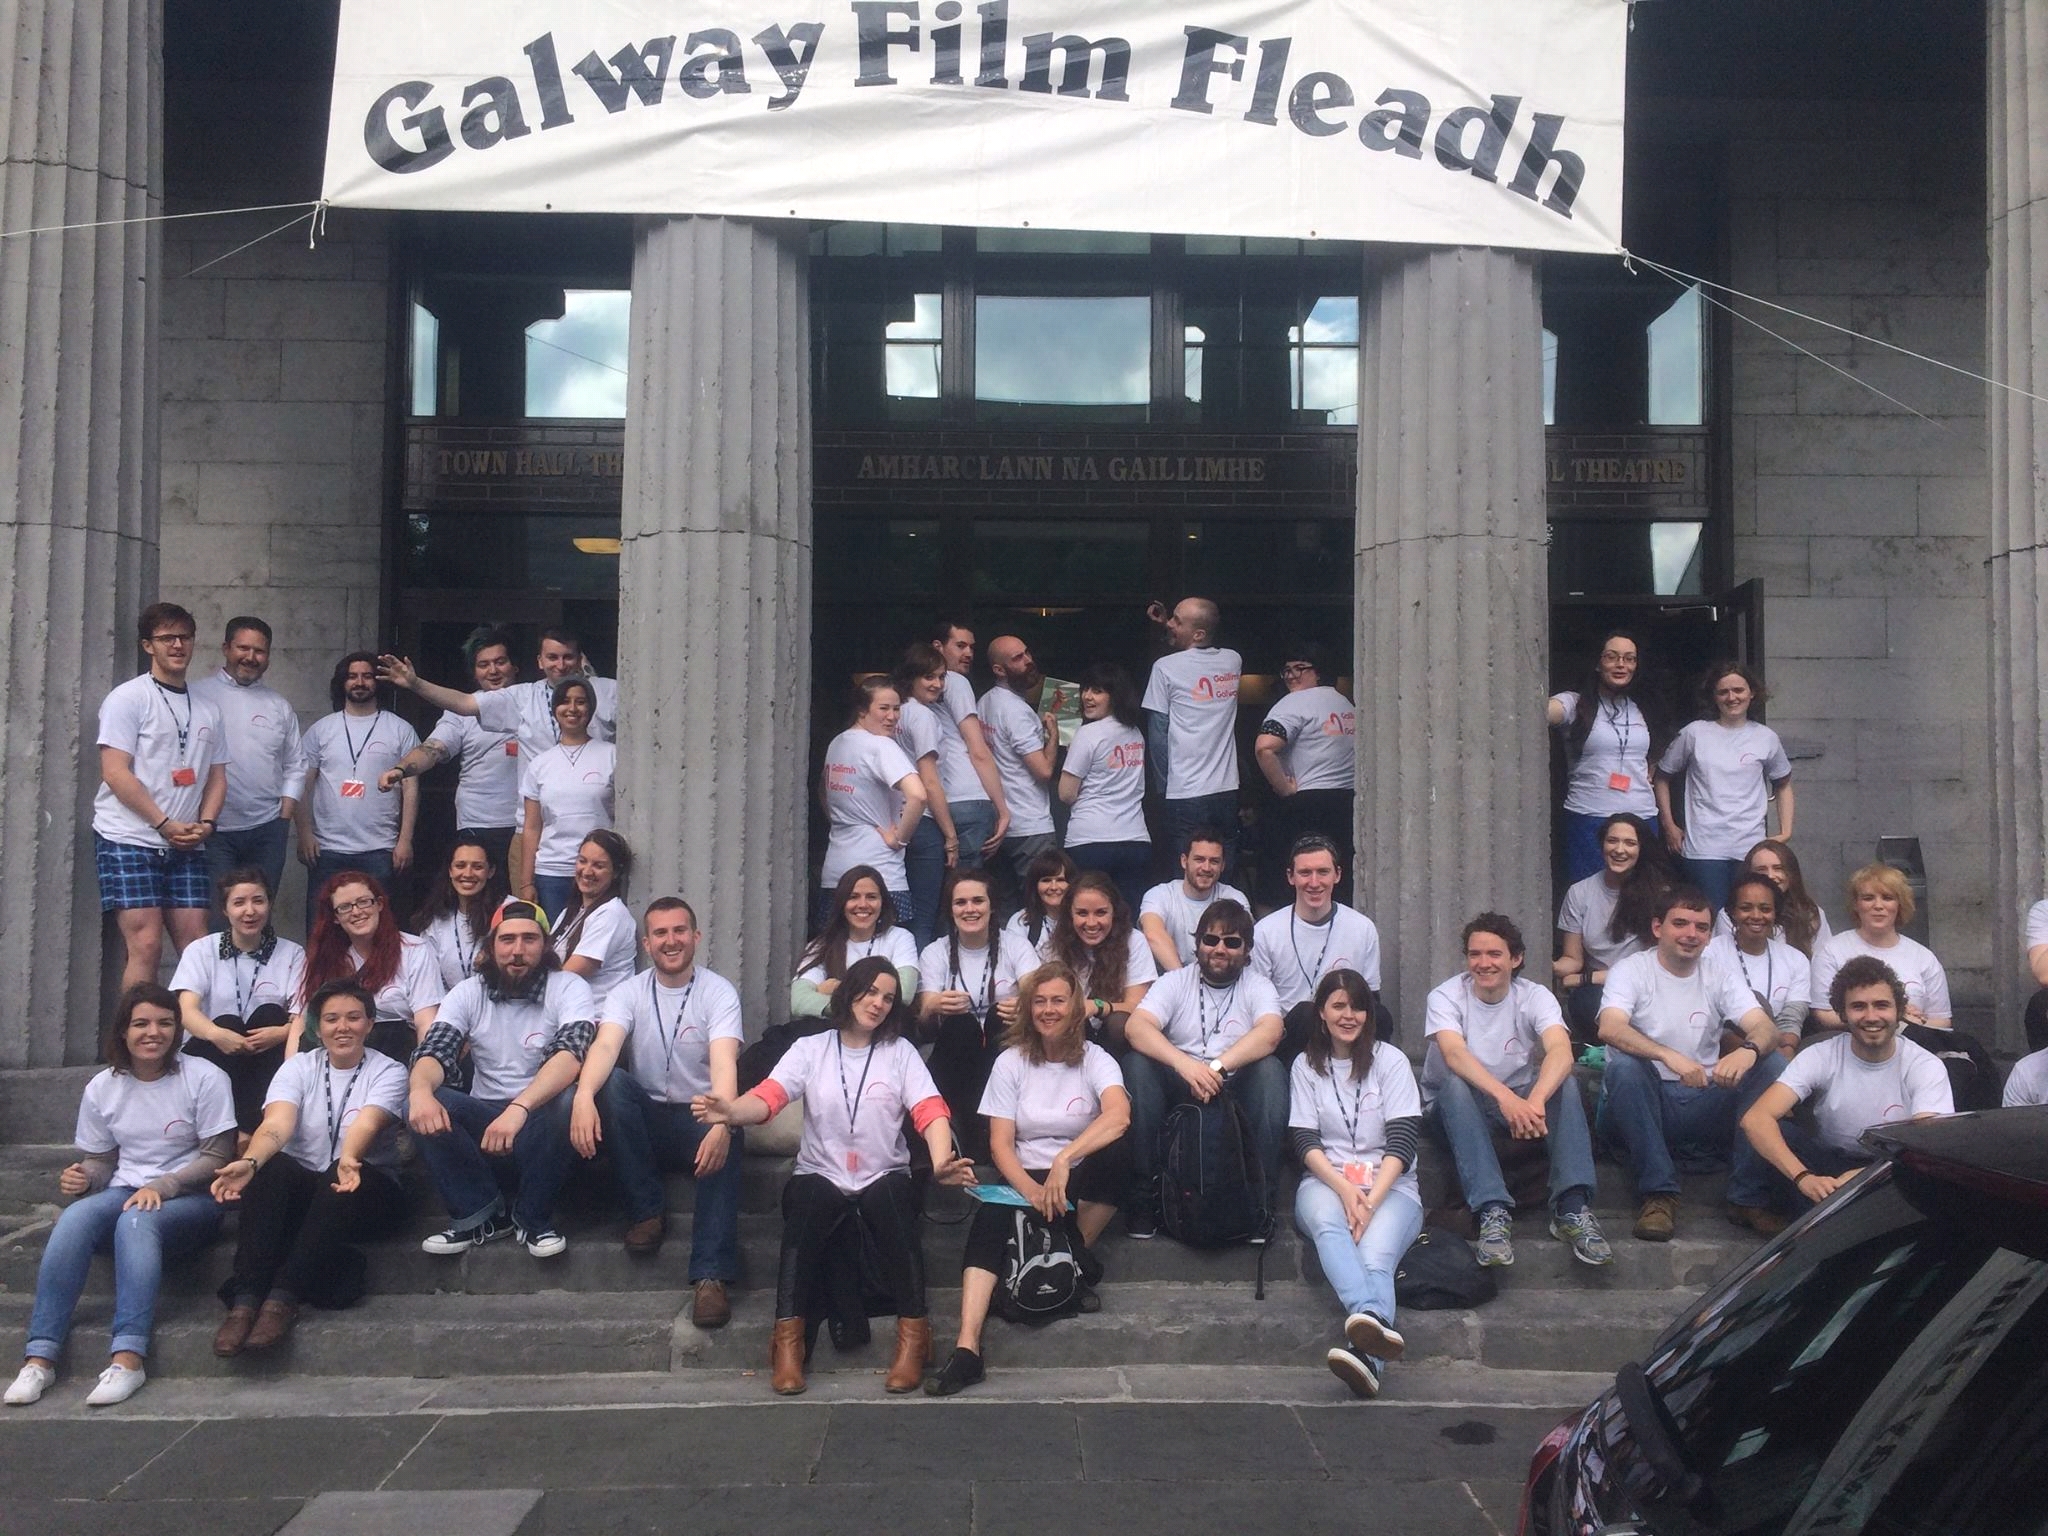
top-left (1866, 1106), bottom-right (2048, 1190)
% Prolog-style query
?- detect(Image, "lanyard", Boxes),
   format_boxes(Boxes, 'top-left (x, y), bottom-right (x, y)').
top-left (1196, 979), bottom-right (1239, 1055)
top-left (1290, 911), bottom-right (1334, 993)
top-left (341, 710), bottom-right (382, 774)
top-left (1735, 943), bottom-right (1774, 1011)
top-left (950, 943), bottom-right (999, 1025)
top-left (153, 681), bottom-right (193, 761)
top-left (1332, 1063), bottom-right (1367, 1152)
top-left (230, 948), bottom-right (267, 1019)
top-left (651, 972), bottom-right (697, 1086)
top-left (454, 912), bottom-right (476, 978)
top-left (836, 1032), bottom-right (878, 1137)
top-left (1601, 696), bottom-right (1634, 766)
top-left (321, 1055), bottom-right (365, 1166)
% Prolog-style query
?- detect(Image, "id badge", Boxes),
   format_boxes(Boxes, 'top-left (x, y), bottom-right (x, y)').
top-left (1607, 771), bottom-right (1632, 792)
top-left (504, 740), bottom-right (519, 756)
top-left (339, 779), bottom-right (367, 799)
top-left (1342, 1161), bottom-right (1372, 1187)
top-left (170, 766), bottom-right (197, 787)
top-left (845, 1150), bottom-right (861, 1174)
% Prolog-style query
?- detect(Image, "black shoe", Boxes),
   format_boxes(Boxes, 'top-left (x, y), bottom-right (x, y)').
top-left (924, 1347), bottom-right (985, 1397)
top-left (1075, 1284), bottom-right (1102, 1315)
top-left (829, 1314), bottom-right (871, 1352)
top-left (1077, 1241), bottom-right (1105, 1288)
top-left (1126, 1206), bottom-right (1158, 1240)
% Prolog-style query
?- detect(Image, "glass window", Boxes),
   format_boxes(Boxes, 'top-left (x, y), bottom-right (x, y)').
top-left (972, 518), bottom-right (1149, 598)
top-left (884, 292), bottom-right (943, 400)
top-left (1182, 520), bottom-right (1350, 596)
top-left (410, 303), bottom-right (439, 417)
top-left (1290, 296), bottom-right (1359, 427)
top-left (976, 228), bottom-right (1149, 255)
top-left (525, 291), bottom-right (630, 419)
top-left (1184, 325), bottom-right (1205, 405)
top-left (1542, 328), bottom-right (1558, 427)
top-left (402, 512), bottom-right (622, 597)
top-left (1549, 520), bottom-right (1705, 598)
top-left (975, 296), bottom-right (1151, 408)
top-left (815, 518), bottom-right (943, 598)
top-left (1543, 260), bottom-right (1708, 429)
top-left (1648, 284), bottom-right (1704, 426)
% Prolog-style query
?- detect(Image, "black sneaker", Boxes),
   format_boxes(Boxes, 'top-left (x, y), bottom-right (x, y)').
top-left (924, 1347), bottom-right (985, 1397)
top-left (421, 1213), bottom-right (513, 1255)
top-left (1326, 1344), bottom-right (1381, 1399)
top-left (1126, 1206), bottom-right (1158, 1240)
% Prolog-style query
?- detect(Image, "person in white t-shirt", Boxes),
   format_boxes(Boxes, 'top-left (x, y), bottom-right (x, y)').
top-left (297, 872), bottom-right (446, 1064)
top-left (174, 866), bottom-right (306, 1130)
top-left (1703, 873), bottom-right (1810, 1050)
top-left (1046, 871), bottom-right (1158, 1053)
top-left (818, 677), bottom-right (926, 927)
top-left (1288, 967), bottom-right (1423, 1399)
top-left (1654, 662), bottom-right (1794, 917)
top-left (1740, 956), bottom-right (1953, 1232)
top-left (982, 636), bottom-right (1060, 888)
top-left (206, 981), bottom-right (410, 1357)
top-left (2003, 1039), bottom-right (2048, 1107)
top-left (378, 626), bottom-right (619, 755)
top-left (1143, 597), bottom-right (1244, 877)
top-left (1597, 886), bottom-right (1785, 1242)
top-left (1547, 630), bottom-right (1667, 882)
top-left (380, 626), bottom-right (523, 876)
top-left (1553, 813), bottom-right (1668, 1044)
top-left (2023, 897), bottom-right (2048, 1055)
top-left (927, 960), bottom-right (1131, 1397)
top-left (1423, 915), bottom-right (1610, 1269)
top-left (549, 830), bottom-right (638, 1013)
top-left (93, 602), bottom-right (230, 993)
top-left (894, 645), bottom-right (961, 949)
top-left (917, 870), bottom-right (1038, 1160)
top-left (1138, 829), bottom-right (1249, 971)
top-left (191, 614), bottom-right (307, 907)
top-left (1254, 641), bottom-right (1356, 906)
top-left (515, 677), bottom-right (616, 921)
top-left (930, 621), bottom-right (1011, 871)
top-left (6, 984), bottom-right (236, 1409)
top-left (1061, 662), bottom-right (1153, 915)
top-left (411, 838), bottom-right (509, 990)
top-left (1122, 899), bottom-right (1287, 1237)
top-left (793, 867), bottom-right (922, 1021)
top-left (1249, 835), bottom-right (1383, 1055)
top-left (694, 956), bottom-right (975, 1396)
top-left (297, 652), bottom-right (421, 910)
top-left (1712, 839), bottom-right (1833, 957)
top-left (572, 897), bottom-right (744, 1327)
top-left (1001, 849), bottom-right (1078, 959)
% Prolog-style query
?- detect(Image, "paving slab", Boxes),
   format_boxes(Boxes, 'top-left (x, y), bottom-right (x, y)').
top-left (816, 1401), bottom-right (1081, 1482)
top-left (1299, 1403), bottom-right (1577, 1483)
top-left (0, 1418), bottom-right (199, 1499)
top-left (1074, 1402), bottom-right (1327, 1482)
top-left (972, 1477), bottom-right (1500, 1535)
top-left (384, 1406), bottom-right (830, 1491)
top-left (4, 1497), bottom-right (302, 1535)
top-left (278, 1489), bottom-right (542, 1536)
top-left (114, 1414), bottom-right (441, 1500)
top-left (538, 1482), bottom-right (975, 1536)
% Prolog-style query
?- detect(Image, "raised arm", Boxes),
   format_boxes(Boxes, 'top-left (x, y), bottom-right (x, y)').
top-left (376, 654), bottom-right (478, 719)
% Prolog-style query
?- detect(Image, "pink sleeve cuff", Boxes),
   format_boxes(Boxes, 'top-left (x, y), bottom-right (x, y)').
top-left (910, 1094), bottom-right (950, 1134)
top-left (749, 1081), bottom-right (791, 1119)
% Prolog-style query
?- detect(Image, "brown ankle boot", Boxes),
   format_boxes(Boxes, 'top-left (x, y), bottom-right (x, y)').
top-left (885, 1316), bottom-right (931, 1394)
top-left (771, 1317), bottom-right (807, 1396)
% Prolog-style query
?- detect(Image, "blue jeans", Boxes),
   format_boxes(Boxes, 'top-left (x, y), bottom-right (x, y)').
top-left (1165, 793), bottom-right (1240, 882)
top-left (597, 1073), bottom-right (744, 1282)
top-left (1683, 857), bottom-right (1744, 920)
top-left (307, 846), bottom-right (394, 925)
top-left (1125, 1051), bottom-right (1288, 1194)
top-left (1295, 1178), bottom-right (1423, 1361)
top-left (25, 1188), bottom-right (222, 1361)
top-left (1562, 812), bottom-right (1661, 884)
top-left (533, 873), bottom-right (578, 924)
top-left (904, 818), bottom-right (948, 949)
top-left (1429, 1071), bottom-right (1596, 1215)
top-left (950, 801), bottom-right (995, 873)
top-left (205, 818), bottom-right (291, 911)
top-left (1598, 1048), bottom-right (1783, 1205)
top-left (415, 1087), bottom-right (576, 1233)
top-left (1065, 839), bottom-right (1153, 918)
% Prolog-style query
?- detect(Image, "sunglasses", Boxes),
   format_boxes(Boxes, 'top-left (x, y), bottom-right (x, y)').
top-left (1198, 933), bottom-right (1246, 950)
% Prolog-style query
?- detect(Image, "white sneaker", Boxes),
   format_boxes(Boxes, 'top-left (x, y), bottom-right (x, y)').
top-left (5, 1363), bottom-right (56, 1405)
top-left (85, 1363), bottom-right (146, 1406)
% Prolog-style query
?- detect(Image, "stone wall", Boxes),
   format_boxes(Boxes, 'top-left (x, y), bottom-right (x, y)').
top-left (1722, 104), bottom-right (1992, 1008)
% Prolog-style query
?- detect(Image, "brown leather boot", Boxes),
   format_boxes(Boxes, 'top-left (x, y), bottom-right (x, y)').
top-left (770, 1317), bottom-right (807, 1395)
top-left (213, 1305), bottom-right (257, 1358)
top-left (885, 1316), bottom-right (931, 1394)
top-left (245, 1298), bottom-right (300, 1351)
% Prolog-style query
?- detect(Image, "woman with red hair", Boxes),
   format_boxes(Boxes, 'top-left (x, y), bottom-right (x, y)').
top-left (296, 870), bottom-right (445, 1062)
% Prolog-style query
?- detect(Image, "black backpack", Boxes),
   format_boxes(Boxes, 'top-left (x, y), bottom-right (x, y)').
top-left (1394, 1226), bottom-right (1498, 1310)
top-left (994, 1208), bottom-right (1082, 1322)
top-left (1158, 1096), bottom-right (1272, 1250)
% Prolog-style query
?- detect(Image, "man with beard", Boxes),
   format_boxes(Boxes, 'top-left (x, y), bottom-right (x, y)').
top-left (379, 625), bottom-right (522, 875)
top-left (379, 626), bottom-right (619, 756)
top-left (297, 652), bottom-right (420, 901)
top-left (980, 634), bottom-right (1059, 889)
top-left (191, 615), bottom-right (306, 903)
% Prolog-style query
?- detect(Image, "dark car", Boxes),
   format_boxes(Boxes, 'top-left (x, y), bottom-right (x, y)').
top-left (1520, 1107), bottom-right (2048, 1536)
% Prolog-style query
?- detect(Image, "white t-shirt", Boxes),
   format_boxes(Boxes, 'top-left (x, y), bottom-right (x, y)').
top-left (605, 967), bottom-right (746, 1104)
top-left (1143, 646), bottom-right (1243, 799)
top-left (171, 933), bottom-right (307, 1021)
top-left (1062, 718), bottom-right (1149, 846)
top-left (475, 675), bottom-right (620, 754)
top-left (978, 685), bottom-right (1055, 837)
top-left (1139, 964), bottom-right (1282, 1056)
top-left (917, 932), bottom-right (1036, 1017)
top-left (979, 1042), bottom-right (1126, 1170)
top-left (519, 741), bottom-right (617, 877)
top-left (1703, 933), bottom-right (1811, 1035)
top-left (1657, 720), bottom-right (1792, 860)
top-left (189, 669), bottom-right (307, 833)
top-left (552, 895), bottom-right (638, 1011)
top-left (2004, 1047), bottom-right (2048, 1108)
top-left (1556, 873), bottom-right (1643, 972)
top-left (820, 728), bottom-right (918, 888)
top-left (1001, 910), bottom-right (1060, 961)
top-left (1809, 931), bottom-right (1953, 1022)
top-left (1250, 904), bottom-right (1383, 1011)
top-left (2027, 900), bottom-right (2048, 954)
top-left (1066, 929), bottom-right (1160, 1001)
top-left (419, 909), bottom-right (487, 990)
top-left (897, 697), bottom-right (943, 825)
top-left (263, 1048), bottom-right (409, 1171)
top-left (1421, 974), bottom-right (1563, 1103)
top-left (1139, 879), bottom-right (1252, 966)
top-left (92, 673), bottom-right (228, 848)
top-left (433, 970), bottom-right (597, 1103)
top-left (426, 708), bottom-right (522, 831)
top-left (1777, 1034), bottom-right (1953, 1155)
top-left (934, 671), bottom-right (989, 806)
top-left (1551, 690), bottom-right (1657, 818)
top-left (347, 932), bottom-right (449, 1024)
top-left (1288, 1042), bottom-right (1421, 1203)
top-left (74, 1060), bottom-right (238, 1191)
top-left (798, 926), bottom-right (921, 986)
top-left (1601, 950), bottom-right (1761, 1080)
top-left (1258, 685), bottom-right (1356, 793)
top-left (1713, 905), bottom-right (1835, 952)
top-left (769, 1032), bottom-right (942, 1192)
top-left (302, 710), bottom-right (421, 853)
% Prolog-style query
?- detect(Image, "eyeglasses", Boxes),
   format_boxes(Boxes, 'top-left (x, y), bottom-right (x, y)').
top-left (148, 633), bottom-right (195, 645)
top-left (1198, 933), bottom-right (1246, 950)
top-left (1281, 663), bottom-right (1315, 677)
top-left (1599, 650), bottom-right (1635, 664)
top-left (332, 896), bottom-right (380, 917)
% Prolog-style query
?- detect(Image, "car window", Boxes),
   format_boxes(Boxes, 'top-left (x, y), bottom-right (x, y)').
top-left (1619, 1163), bottom-right (2048, 1536)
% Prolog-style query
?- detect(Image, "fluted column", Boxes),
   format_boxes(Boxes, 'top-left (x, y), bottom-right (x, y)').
top-left (616, 217), bottom-right (811, 1031)
top-left (1356, 247), bottom-right (1551, 1028)
top-left (1989, 0), bottom-right (2048, 1051)
top-left (0, 0), bottom-right (162, 1066)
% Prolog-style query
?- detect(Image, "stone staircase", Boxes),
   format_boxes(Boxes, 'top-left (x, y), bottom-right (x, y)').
top-left (0, 1065), bottom-right (1762, 1403)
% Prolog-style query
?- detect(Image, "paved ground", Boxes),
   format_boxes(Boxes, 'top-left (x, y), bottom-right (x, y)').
top-left (1, 1369), bottom-right (1579, 1534)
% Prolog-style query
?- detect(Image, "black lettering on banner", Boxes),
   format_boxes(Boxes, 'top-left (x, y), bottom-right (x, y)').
top-left (930, 0), bottom-right (964, 83)
top-left (1287, 70), bottom-right (1351, 136)
top-left (574, 37), bottom-right (679, 112)
top-left (852, 1), bottom-right (920, 85)
top-left (678, 30), bottom-right (751, 98)
top-left (1170, 26), bottom-right (1248, 114)
top-left (1020, 32), bottom-right (1131, 100)
top-left (459, 77), bottom-right (532, 150)
top-left (1433, 93), bottom-right (1520, 183)
top-left (365, 82), bottom-right (454, 174)
top-left (1507, 111), bottom-right (1584, 215)
top-left (522, 33), bottom-right (577, 130)
top-left (1358, 88), bottom-right (1428, 157)
top-left (1243, 36), bottom-right (1290, 125)
top-left (976, 0), bottom-right (1010, 88)
top-left (755, 22), bottom-right (826, 108)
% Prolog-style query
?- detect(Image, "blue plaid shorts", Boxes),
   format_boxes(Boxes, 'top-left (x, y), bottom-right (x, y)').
top-left (95, 834), bottom-right (212, 912)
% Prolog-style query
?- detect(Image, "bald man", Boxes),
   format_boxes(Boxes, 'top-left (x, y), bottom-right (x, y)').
top-left (980, 635), bottom-right (1059, 887)
top-left (1143, 597), bottom-right (1244, 878)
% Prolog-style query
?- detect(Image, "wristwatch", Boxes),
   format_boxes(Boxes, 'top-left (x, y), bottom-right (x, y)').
top-left (1208, 1057), bottom-right (1226, 1075)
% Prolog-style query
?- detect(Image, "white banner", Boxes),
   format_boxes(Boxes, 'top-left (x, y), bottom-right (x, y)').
top-left (321, 0), bottom-right (1626, 253)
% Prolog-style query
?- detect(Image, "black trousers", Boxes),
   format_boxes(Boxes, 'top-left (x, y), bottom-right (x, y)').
top-left (221, 1156), bottom-right (408, 1310)
top-left (960, 1148), bottom-right (1127, 1274)
top-left (775, 1169), bottom-right (927, 1328)
top-left (927, 1013), bottom-right (1008, 1162)
top-left (183, 1005), bottom-right (290, 1132)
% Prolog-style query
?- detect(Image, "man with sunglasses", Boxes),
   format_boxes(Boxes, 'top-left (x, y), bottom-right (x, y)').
top-left (1254, 642), bottom-right (1356, 905)
top-left (1120, 898), bottom-right (1286, 1239)
top-left (93, 602), bottom-right (229, 991)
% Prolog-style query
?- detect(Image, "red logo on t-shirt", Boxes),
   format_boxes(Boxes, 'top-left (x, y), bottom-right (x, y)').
top-left (1192, 673), bottom-right (1239, 702)
top-left (1323, 711), bottom-right (1355, 737)
top-left (581, 771), bottom-right (606, 784)
top-left (163, 1117), bottom-right (192, 1136)
top-left (1065, 1096), bottom-right (1092, 1114)
top-left (1108, 741), bottom-right (1145, 771)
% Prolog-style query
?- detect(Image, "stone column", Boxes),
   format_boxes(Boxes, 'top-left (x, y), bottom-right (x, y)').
top-left (1988, 0), bottom-right (2048, 1051)
top-left (0, 0), bottom-right (162, 1067)
top-left (1355, 248), bottom-right (1551, 1027)
top-left (615, 217), bottom-right (812, 1031)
